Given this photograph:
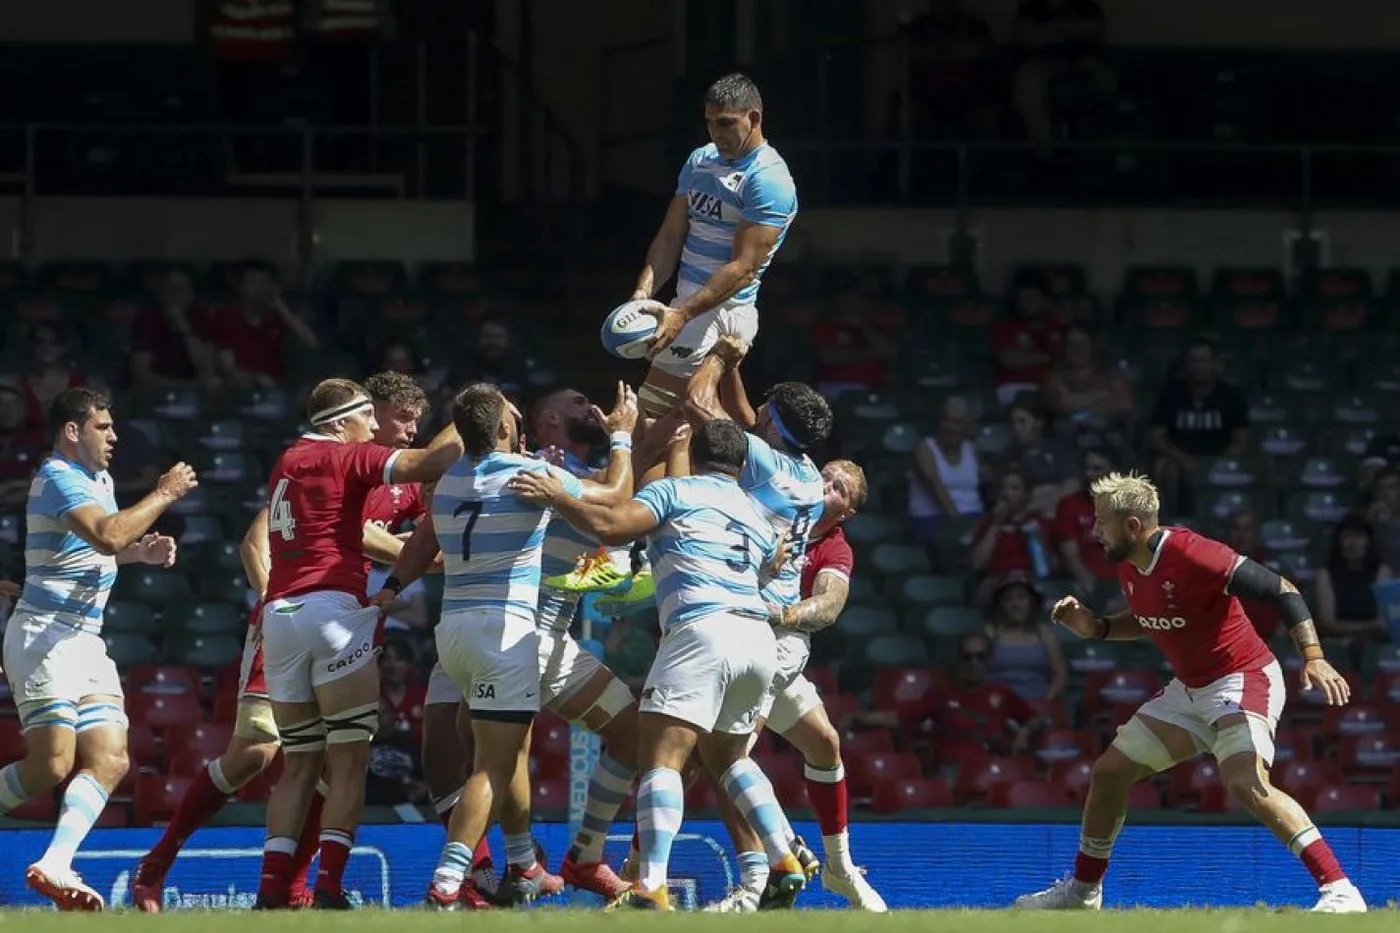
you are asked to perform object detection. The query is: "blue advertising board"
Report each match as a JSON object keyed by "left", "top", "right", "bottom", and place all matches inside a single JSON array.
[{"left": 0, "top": 821, "right": 1396, "bottom": 910}]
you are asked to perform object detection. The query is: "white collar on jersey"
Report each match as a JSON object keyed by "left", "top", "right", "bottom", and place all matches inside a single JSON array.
[{"left": 1133, "top": 528, "right": 1172, "bottom": 576}]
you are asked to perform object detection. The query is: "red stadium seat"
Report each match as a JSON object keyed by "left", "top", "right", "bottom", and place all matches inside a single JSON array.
[
  {"left": 1127, "top": 782, "right": 1163, "bottom": 809},
  {"left": 1323, "top": 704, "right": 1394, "bottom": 737},
  {"left": 1273, "top": 728, "right": 1316, "bottom": 763},
  {"left": 749, "top": 730, "right": 775, "bottom": 757},
  {"left": 1312, "top": 784, "right": 1382, "bottom": 813},
  {"left": 531, "top": 777, "right": 569, "bottom": 816},
  {"left": 1026, "top": 698, "right": 1070, "bottom": 730},
  {"left": 166, "top": 747, "right": 221, "bottom": 779},
  {"left": 163, "top": 722, "right": 233, "bottom": 756},
  {"left": 126, "top": 665, "right": 201, "bottom": 697},
  {"left": 1290, "top": 672, "right": 1362, "bottom": 710},
  {"left": 954, "top": 756, "right": 1036, "bottom": 805},
  {"left": 1369, "top": 672, "right": 1400, "bottom": 708},
  {"left": 1083, "top": 670, "right": 1161, "bottom": 723},
  {"left": 846, "top": 752, "right": 922, "bottom": 799},
  {"left": 97, "top": 804, "right": 131, "bottom": 828},
  {"left": 1337, "top": 731, "right": 1400, "bottom": 779},
  {"left": 870, "top": 777, "right": 952, "bottom": 814},
  {"left": 9, "top": 792, "right": 58, "bottom": 823},
  {"left": 840, "top": 728, "right": 894, "bottom": 758},
  {"left": 822, "top": 694, "right": 861, "bottom": 730},
  {"left": 0, "top": 717, "right": 26, "bottom": 761},
  {"left": 685, "top": 778, "right": 718, "bottom": 811},
  {"left": 135, "top": 775, "right": 195, "bottom": 826},
  {"left": 1050, "top": 759, "right": 1095, "bottom": 804},
  {"left": 997, "top": 780, "right": 1072, "bottom": 809},
  {"left": 212, "top": 688, "right": 239, "bottom": 724},
  {"left": 871, "top": 668, "right": 943, "bottom": 714},
  {"left": 1274, "top": 760, "right": 1339, "bottom": 810},
  {"left": 1037, "top": 729, "right": 1095, "bottom": 763},
  {"left": 1167, "top": 758, "right": 1221, "bottom": 809},
  {"left": 531, "top": 714, "right": 570, "bottom": 765},
  {"left": 806, "top": 667, "right": 838, "bottom": 698},
  {"left": 128, "top": 692, "right": 204, "bottom": 730},
  {"left": 753, "top": 752, "right": 807, "bottom": 809}
]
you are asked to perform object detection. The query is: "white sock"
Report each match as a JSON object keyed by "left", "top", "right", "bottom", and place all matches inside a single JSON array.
[
  {"left": 42, "top": 773, "right": 109, "bottom": 870},
  {"left": 737, "top": 850, "right": 769, "bottom": 890},
  {"left": 822, "top": 830, "right": 853, "bottom": 869},
  {"left": 0, "top": 763, "right": 30, "bottom": 813}
]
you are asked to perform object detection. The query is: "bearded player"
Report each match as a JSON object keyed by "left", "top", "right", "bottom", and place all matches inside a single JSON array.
[
  {"left": 131, "top": 373, "right": 433, "bottom": 912},
  {"left": 628, "top": 73, "right": 797, "bottom": 425},
  {"left": 1015, "top": 472, "right": 1366, "bottom": 913}
]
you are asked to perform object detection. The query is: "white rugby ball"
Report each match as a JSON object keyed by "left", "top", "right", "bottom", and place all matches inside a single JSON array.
[{"left": 601, "top": 300, "right": 660, "bottom": 360}]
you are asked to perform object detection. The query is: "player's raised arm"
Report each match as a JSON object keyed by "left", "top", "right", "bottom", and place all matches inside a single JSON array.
[
  {"left": 388, "top": 421, "right": 463, "bottom": 484},
  {"left": 509, "top": 469, "right": 659, "bottom": 546},
  {"left": 1225, "top": 557, "right": 1351, "bottom": 705},
  {"left": 576, "top": 383, "right": 639, "bottom": 505},
  {"left": 64, "top": 462, "right": 198, "bottom": 556},
  {"left": 240, "top": 506, "right": 270, "bottom": 598},
  {"left": 682, "top": 336, "right": 749, "bottom": 426},
  {"left": 374, "top": 493, "right": 442, "bottom": 606},
  {"left": 631, "top": 195, "right": 691, "bottom": 303}
]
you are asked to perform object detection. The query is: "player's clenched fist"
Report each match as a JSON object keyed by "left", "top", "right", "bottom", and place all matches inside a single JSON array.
[
  {"left": 157, "top": 462, "right": 198, "bottom": 499},
  {"left": 1051, "top": 595, "right": 1097, "bottom": 639}
]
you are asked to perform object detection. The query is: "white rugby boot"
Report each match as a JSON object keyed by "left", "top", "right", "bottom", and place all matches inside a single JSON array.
[
  {"left": 821, "top": 862, "right": 888, "bottom": 912},
  {"left": 1312, "top": 878, "right": 1366, "bottom": 913},
  {"left": 1014, "top": 873, "right": 1103, "bottom": 910},
  {"left": 703, "top": 883, "right": 762, "bottom": 912}
]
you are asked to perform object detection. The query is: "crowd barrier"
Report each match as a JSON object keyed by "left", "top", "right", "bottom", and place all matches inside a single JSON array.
[{"left": 0, "top": 821, "right": 1395, "bottom": 910}]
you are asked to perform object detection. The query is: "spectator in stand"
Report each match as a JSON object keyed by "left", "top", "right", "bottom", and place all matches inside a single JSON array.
[
  {"left": 853, "top": 631, "right": 1043, "bottom": 771},
  {"left": 1011, "top": 0, "right": 1116, "bottom": 146},
  {"left": 1221, "top": 506, "right": 1280, "bottom": 640},
  {"left": 812, "top": 288, "right": 897, "bottom": 398},
  {"left": 367, "top": 560, "right": 430, "bottom": 631},
  {"left": 0, "top": 386, "right": 39, "bottom": 507},
  {"left": 908, "top": 395, "right": 983, "bottom": 546},
  {"left": 970, "top": 468, "right": 1056, "bottom": 604},
  {"left": 899, "top": 0, "right": 997, "bottom": 139},
  {"left": 367, "top": 695, "right": 429, "bottom": 808},
  {"left": 1146, "top": 338, "right": 1250, "bottom": 514},
  {"left": 376, "top": 339, "right": 424, "bottom": 379},
  {"left": 984, "top": 572, "right": 1066, "bottom": 702},
  {"left": 106, "top": 417, "right": 162, "bottom": 501},
  {"left": 1360, "top": 410, "right": 1400, "bottom": 492},
  {"left": 1040, "top": 320, "right": 1134, "bottom": 432},
  {"left": 993, "top": 269, "right": 1063, "bottom": 406},
  {"left": 19, "top": 324, "right": 90, "bottom": 436},
  {"left": 1001, "top": 398, "right": 1079, "bottom": 516},
  {"left": 1315, "top": 514, "right": 1391, "bottom": 644},
  {"left": 131, "top": 270, "right": 221, "bottom": 390},
  {"left": 1053, "top": 447, "right": 1116, "bottom": 595},
  {"left": 203, "top": 264, "right": 320, "bottom": 388},
  {"left": 444, "top": 315, "right": 529, "bottom": 400},
  {"left": 378, "top": 637, "right": 427, "bottom": 744},
  {"left": 1366, "top": 466, "right": 1400, "bottom": 570}
]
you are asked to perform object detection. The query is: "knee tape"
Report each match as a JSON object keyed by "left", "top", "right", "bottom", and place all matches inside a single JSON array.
[
  {"left": 638, "top": 383, "right": 679, "bottom": 419},
  {"left": 234, "top": 699, "right": 281, "bottom": 744},
  {"left": 280, "top": 716, "right": 327, "bottom": 754},
  {"left": 1110, "top": 716, "right": 1177, "bottom": 774},
  {"left": 325, "top": 703, "right": 379, "bottom": 746},
  {"left": 18, "top": 699, "right": 78, "bottom": 732},
  {"left": 1213, "top": 719, "right": 1272, "bottom": 765},
  {"left": 76, "top": 700, "right": 129, "bottom": 733},
  {"left": 579, "top": 679, "right": 634, "bottom": 726}
]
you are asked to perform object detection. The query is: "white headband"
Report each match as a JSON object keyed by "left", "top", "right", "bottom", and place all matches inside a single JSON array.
[{"left": 310, "top": 395, "right": 372, "bottom": 426}]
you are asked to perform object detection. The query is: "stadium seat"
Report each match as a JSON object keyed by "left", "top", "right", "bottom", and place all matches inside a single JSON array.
[
  {"left": 840, "top": 729, "right": 895, "bottom": 758},
  {"left": 0, "top": 718, "right": 26, "bottom": 761},
  {"left": 1083, "top": 670, "right": 1161, "bottom": 722},
  {"left": 997, "top": 780, "right": 1073, "bottom": 809},
  {"left": 200, "top": 572, "right": 253, "bottom": 606},
  {"left": 1258, "top": 427, "right": 1309, "bottom": 458},
  {"left": 899, "top": 575, "right": 965, "bottom": 609},
  {"left": 1337, "top": 732, "right": 1400, "bottom": 779},
  {"left": 1322, "top": 704, "right": 1394, "bottom": 737},
  {"left": 755, "top": 754, "right": 808, "bottom": 810},
  {"left": 197, "top": 541, "right": 248, "bottom": 577},
  {"left": 230, "top": 388, "right": 291, "bottom": 422},
  {"left": 1026, "top": 698, "right": 1071, "bottom": 730},
  {"left": 1369, "top": 672, "right": 1400, "bottom": 707},
  {"left": 1062, "top": 641, "right": 1121, "bottom": 676},
  {"left": 1312, "top": 784, "right": 1382, "bottom": 813},
  {"left": 834, "top": 606, "right": 899, "bottom": 640},
  {"left": 1036, "top": 729, "right": 1096, "bottom": 763},
  {"left": 196, "top": 419, "right": 247, "bottom": 451},
  {"left": 1291, "top": 671, "right": 1362, "bottom": 711},
  {"left": 166, "top": 747, "right": 221, "bottom": 779},
  {"left": 823, "top": 694, "right": 860, "bottom": 729},
  {"left": 843, "top": 514, "right": 904, "bottom": 548},
  {"left": 173, "top": 601, "right": 245, "bottom": 636},
  {"left": 125, "top": 665, "right": 201, "bottom": 697},
  {"left": 1274, "top": 760, "right": 1340, "bottom": 809},
  {"left": 104, "top": 600, "right": 160, "bottom": 634},
  {"left": 177, "top": 513, "right": 225, "bottom": 546},
  {"left": 128, "top": 692, "right": 204, "bottom": 730},
  {"left": 1127, "top": 782, "right": 1163, "bottom": 810},
  {"left": 127, "top": 721, "right": 161, "bottom": 769},
  {"left": 116, "top": 570, "right": 194, "bottom": 606},
  {"left": 530, "top": 714, "right": 571, "bottom": 766},
  {"left": 1274, "top": 728, "right": 1317, "bottom": 763},
  {"left": 846, "top": 752, "right": 922, "bottom": 800},
  {"left": 869, "top": 544, "right": 932, "bottom": 577},
  {"left": 140, "top": 388, "right": 204, "bottom": 421},
  {"left": 164, "top": 633, "right": 242, "bottom": 669},
  {"left": 806, "top": 666, "right": 837, "bottom": 697},
  {"left": 920, "top": 606, "right": 982, "bottom": 638},
  {"left": 871, "top": 777, "right": 952, "bottom": 814},
  {"left": 135, "top": 775, "right": 195, "bottom": 825},
  {"left": 164, "top": 722, "right": 234, "bottom": 755},
  {"left": 863, "top": 634, "right": 930, "bottom": 667},
  {"left": 104, "top": 632, "right": 161, "bottom": 669},
  {"left": 8, "top": 791, "right": 58, "bottom": 824},
  {"left": 1258, "top": 519, "right": 1310, "bottom": 552},
  {"left": 531, "top": 777, "right": 569, "bottom": 817},
  {"left": 685, "top": 778, "right": 718, "bottom": 811},
  {"left": 238, "top": 753, "right": 284, "bottom": 802},
  {"left": 954, "top": 756, "right": 1036, "bottom": 805},
  {"left": 197, "top": 452, "right": 256, "bottom": 485},
  {"left": 872, "top": 667, "right": 944, "bottom": 714},
  {"left": 1168, "top": 758, "right": 1221, "bottom": 809},
  {"left": 1050, "top": 759, "right": 1095, "bottom": 803}
]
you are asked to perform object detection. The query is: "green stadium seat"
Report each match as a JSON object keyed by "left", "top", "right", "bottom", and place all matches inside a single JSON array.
[
  {"left": 1200, "top": 456, "right": 1267, "bottom": 489},
  {"left": 1258, "top": 519, "right": 1310, "bottom": 553},
  {"left": 116, "top": 570, "right": 194, "bottom": 606},
  {"left": 1266, "top": 551, "right": 1321, "bottom": 586},
  {"left": 1202, "top": 489, "right": 1270, "bottom": 522},
  {"left": 136, "top": 388, "right": 205, "bottom": 421},
  {"left": 900, "top": 575, "right": 965, "bottom": 609},
  {"left": 976, "top": 423, "right": 1010, "bottom": 457},
  {"left": 1330, "top": 394, "right": 1382, "bottom": 426},
  {"left": 1292, "top": 457, "right": 1350, "bottom": 490},
  {"left": 196, "top": 541, "right": 247, "bottom": 577},
  {"left": 194, "top": 419, "right": 247, "bottom": 451},
  {"left": 1248, "top": 391, "right": 1301, "bottom": 426},
  {"left": 164, "top": 633, "right": 242, "bottom": 668},
  {"left": 1063, "top": 641, "right": 1122, "bottom": 676},
  {"left": 863, "top": 635, "right": 930, "bottom": 668},
  {"left": 1361, "top": 643, "right": 1400, "bottom": 675},
  {"left": 1327, "top": 427, "right": 1376, "bottom": 458},
  {"left": 172, "top": 601, "right": 244, "bottom": 636},
  {"left": 229, "top": 388, "right": 292, "bottom": 422},
  {"left": 178, "top": 513, "right": 225, "bottom": 546},
  {"left": 201, "top": 572, "right": 252, "bottom": 606},
  {"left": 920, "top": 606, "right": 983, "bottom": 638},
  {"left": 196, "top": 452, "right": 256, "bottom": 485},
  {"left": 1258, "top": 425, "right": 1309, "bottom": 458},
  {"left": 835, "top": 606, "right": 899, "bottom": 640},
  {"left": 870, "top": 544, "right": 931, "bottom": 577},
  {"left": 848, "top": 576, "right": 877, "bottom": 602},
  {"left": 880, "top": 423, "right": 919, "bottom": 456},
  {"left": 1285, "top": 490, "right": 1352, "bottom": 525},
  {"left": 105, "top": 633, "right": 161, "bottom": 669},
  {"left": 124, "top": 418, "right": 169, "bottom": 450},
  {"left": 103, "top": 601, "right": 160, "bottom": 635},
  {"left": 844, "top": 514, "right": 903, "bottom": 548}
]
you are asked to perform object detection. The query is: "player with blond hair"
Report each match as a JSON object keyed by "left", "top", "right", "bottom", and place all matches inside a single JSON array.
[{"left": 1015, "top": 472, "right": 1366, "bottom": 913}]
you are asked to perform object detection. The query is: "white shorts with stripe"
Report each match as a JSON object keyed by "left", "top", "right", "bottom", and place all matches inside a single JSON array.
[{"left": 1137, "top": 660, "right": 1286, "bottom": 765}]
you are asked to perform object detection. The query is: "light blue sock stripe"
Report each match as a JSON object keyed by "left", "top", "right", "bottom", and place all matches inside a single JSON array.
[
  {"left": 581, "top": 812, "right": 612, "bottom": 833},
  {"left": 439, "top": 841, "right": 472, "bottom": 872},
  {"left": 599, "top": 754, "right": 633, "bottom": 781},
  {"left": 2, "top": 765, "right": 26, "bottom": 799},
  {"left": 588, "top": 783, "right": 629, "bottom": 806}
]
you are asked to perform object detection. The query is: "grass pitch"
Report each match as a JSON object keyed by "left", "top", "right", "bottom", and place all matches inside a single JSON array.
[{"left": 0, "top": 910, "right": 1393, "bottom": 933}]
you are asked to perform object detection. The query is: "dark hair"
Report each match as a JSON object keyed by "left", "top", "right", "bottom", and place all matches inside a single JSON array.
[
  {"left": 375, "top": 339, "right": 424, "bottom": 376},
  {"left": 705, "top": 73, "right": 763, "bottom": 112},
  {"left": 1008, "top": 398, "right": 1044, "bottom": 422},
  {"left": 381, "top": 636, "right": 413, "bottom": 663},
  {"left": 49, "top": 386, "right": 111, "bottom": 437},
  {"left": 766, "top": 382, "right": 832, "bottom": 451},
  {"left": 364, "top": 370, "right": 429, "bottom": 414},
  {"left": 1327, "top": 513, "right": 1381, "bottom": 581},
  {"left": 957, "top": 629, "right": 990, "bottom": 656},
  {"left": 452, "top": 382, "right": 506, "bottom": 456},
  {"left": 691, "top": 419, "right": 749, "bottom": 476}
]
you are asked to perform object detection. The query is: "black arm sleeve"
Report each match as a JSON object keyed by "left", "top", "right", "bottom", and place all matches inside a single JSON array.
[{"left": 1225, "top": 557, "right": 1312, "bottom": 628}]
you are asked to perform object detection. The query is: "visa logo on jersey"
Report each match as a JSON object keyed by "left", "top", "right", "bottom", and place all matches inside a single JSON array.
[
  {"left": 688, "top": 190, "right": 723, "bottom": 219},
  {"left": 1137, "top": 615, "right": 1187, "bottom": 630}
]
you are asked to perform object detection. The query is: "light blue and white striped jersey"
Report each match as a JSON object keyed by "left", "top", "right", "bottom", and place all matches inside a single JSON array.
[
  {"left": 739, "top": 433, "right": 824, "bottom": 609},
  {"left": 16, "top": 456, "right": 120, "bottom": 634},
  {"left": 676, "top": 143, "right": 797, "bottom": 306},
  {"left": 537, "top": 449, "right": 599, "bottom": 631},
  {"left": 635, "top": 474, "right": 777, "bottom": 632},
  {"left": 434, "top": 451, "right": 584, "bottom": 624}
]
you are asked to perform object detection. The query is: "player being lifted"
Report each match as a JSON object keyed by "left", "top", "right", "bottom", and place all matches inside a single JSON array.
[
  {"left": 132, "top": 372, "right": 433, "bottom": 912},
  {"left": 0, "top": 388, "right": 195, "bottom": 910},
  {"left": 255, "top": 378, "right": 461, "bottom": 909},
  {"left": 1016, "top": 473, "right": 1366, "bottom": 913},
  {"left": 628, "top": 73, "right": 797, "bottom": 424}
]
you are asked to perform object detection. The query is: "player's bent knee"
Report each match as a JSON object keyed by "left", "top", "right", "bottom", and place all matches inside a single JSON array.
[
  {"left": 280, "top": 716, "right": 328, "bottom": 754},
  {"left": 324, "top": 703, "right": 379, "bottom": 747},
  {"left": 1107, "top": 718, "right": 1176, "bottom": 776}
]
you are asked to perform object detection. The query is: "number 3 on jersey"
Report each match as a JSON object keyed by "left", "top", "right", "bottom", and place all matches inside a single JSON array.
[{"left": 269, "top": 478, "right": 296, "bottom": 541}]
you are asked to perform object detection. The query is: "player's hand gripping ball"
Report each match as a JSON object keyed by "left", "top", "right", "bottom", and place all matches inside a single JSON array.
[{"left": 601, "top": 299, "right": 662, "bottom": 359}]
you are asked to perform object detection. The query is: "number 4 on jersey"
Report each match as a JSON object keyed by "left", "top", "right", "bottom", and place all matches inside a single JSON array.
[{"left": 269, "top": 478, "right": 297, "bottom": 542}]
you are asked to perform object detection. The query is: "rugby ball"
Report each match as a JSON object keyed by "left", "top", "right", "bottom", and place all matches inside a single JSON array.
[{"left": 601, "top": 300, "right": 660, "bottom": 359}]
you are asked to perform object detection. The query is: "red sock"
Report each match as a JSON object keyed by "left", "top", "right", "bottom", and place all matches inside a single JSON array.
[
  {"left": 1074, "top": 852, "right": 1109, "bottom": 884},
  {"left": 288, "top": 792, "right": 325, "bottom": 896},
  {"left": 258, "top": 841, "right": 296, "bottom": 904},
  {"left": 803, "top": 763, "right": 849, "bottom": 837},
  {"left": 472, "top": 836, "right": 493, "bottom": 870},
  {"left": 148, "top": 766, "right": 234, "bottom": 863},
  {"left": 1299, "top": 838, "right": 1346, "bottom": 886},
  {"left": 314, "top": 830, "right": 354, "bottom": 896}
]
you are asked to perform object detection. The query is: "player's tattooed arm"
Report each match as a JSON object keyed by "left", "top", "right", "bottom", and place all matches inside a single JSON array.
[{"left": 780, "top": 571, "right": 851, "bottom": 634}]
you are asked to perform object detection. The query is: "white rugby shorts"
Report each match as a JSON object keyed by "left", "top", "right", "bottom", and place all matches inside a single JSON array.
[
  {"left": 1136, "top": 660, "right": 1286, "bottom": 766},
  {"left": 641, "top": 613, "right": 777, "bottom": 735},
  {"left": 758, "top": 628, "right": 823, "bottom": 734},
  {"left": 425, "top": 660, "right": 461, "bottom": 707},
  {"left": 260, "top": 590, "right": 383, "bottom": 704},
  {"left": 3, "top": 614, "right": 122, "bottom": 720},
  {"left": 537, "top": 625, "right": 608, "bottom": 708},
  {"left": 436, "top": 608, "right": 541, "bottom": 714},
  {"left": 650, "top": 297, "right": 759, "bottom": 379}
]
